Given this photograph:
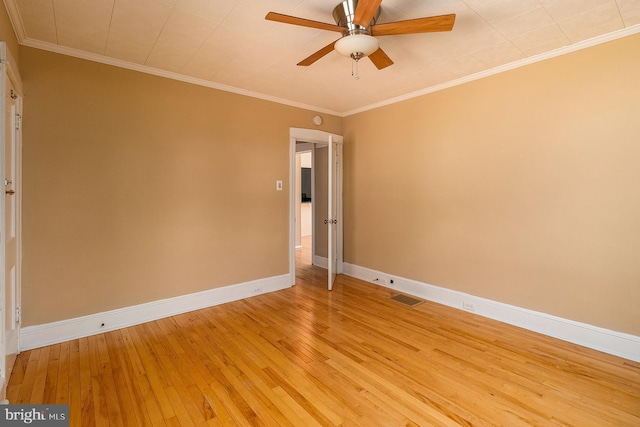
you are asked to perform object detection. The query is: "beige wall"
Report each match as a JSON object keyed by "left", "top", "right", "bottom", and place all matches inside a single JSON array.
[
  {"left": 0, "top": 1, "right": 20, "bottom": 67},
  {"left": 343, "top": 33, "right": 640, "bottom": 336},
  {"left": 20, "top": 47, "right": 341, "bottom": 326}
]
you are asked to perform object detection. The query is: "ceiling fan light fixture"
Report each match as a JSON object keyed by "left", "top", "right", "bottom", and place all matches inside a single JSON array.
[{"left": 334, "top": 33, "right": 379, "bottom": 59}]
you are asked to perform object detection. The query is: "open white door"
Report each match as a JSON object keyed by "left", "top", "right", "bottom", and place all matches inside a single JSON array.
[
  {"left": 3, "top": 74, "right": 20, "bottom": 361},
  {"left": 327, "top": 135, "right": 337, "bottom": 290},
  {"left": 0, "top": 43, "right": 22, "bottom": 401}
]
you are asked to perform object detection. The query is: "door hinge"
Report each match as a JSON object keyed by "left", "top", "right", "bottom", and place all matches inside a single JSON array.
[
  {"left": 15, "top": 113, "right": 22, "bottom": 130},
  {"left": 16, "top": 307, "right": 21, "bottom": 324}
]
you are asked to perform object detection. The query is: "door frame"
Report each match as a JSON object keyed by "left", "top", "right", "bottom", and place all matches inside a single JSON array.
[
  {"left": 289, "top": 128, "right": 343, "bottom": 285},
  {"left": 0, "top": 42, "right": 23, "bottom": 402}
]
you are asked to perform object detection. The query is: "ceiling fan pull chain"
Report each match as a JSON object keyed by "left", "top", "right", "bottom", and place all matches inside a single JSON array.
[{"left": 352, "top": 58, "right": 360, "bottom": 80}]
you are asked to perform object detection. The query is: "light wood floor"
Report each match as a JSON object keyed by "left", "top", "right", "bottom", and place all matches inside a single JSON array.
[{"left": 7, "top": 242, "right": 640, "bottom": 426}]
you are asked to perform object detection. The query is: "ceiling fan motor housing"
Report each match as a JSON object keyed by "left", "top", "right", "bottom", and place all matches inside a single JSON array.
[
  {"left": 333, "top": 0, "right": 381, "bottom": 60},
  {"left": 333, "top": 0, "right": 381, "bottom": 32}
]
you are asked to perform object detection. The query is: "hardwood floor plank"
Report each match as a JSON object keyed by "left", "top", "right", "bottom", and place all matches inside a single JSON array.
[
  {"left": 119, "top": 327, "right": 163, "bottom": 425},
  {"left": 42, "top": 343, "right": 60, "bottom": 404},
  {"left": 104, "top": 332, "right": 141, "bottom": 427},
  {"left": 29, "top": 345, "right": 50, "bottom": 403},
  {"left": 55, "top": 341, "right": 70, "bottom": 404},
  {"left": 128, "top": 325, "right": 175, "bottom": 421},
  {"left": 78, "top": 337, "right": 96, "bottom": 427},
  {"left": 67, "top": 339, "right": 82, "bottom": 427},
  {"left": 6, "top": 244, "right": 640, "bottom": 426},
  {"left": 5, "top": 353, "right": 25, "bottom": 403},
  {"left": 87, "top": 335, "right": 110, "bottom": 427},
  {"left": 14, "top": 349, "right": 39, "bottom": 404}
]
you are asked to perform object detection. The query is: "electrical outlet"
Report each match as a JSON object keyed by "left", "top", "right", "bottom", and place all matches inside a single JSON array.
[{"left": 462, "top": 301, "right": 476, "bottom": 312}]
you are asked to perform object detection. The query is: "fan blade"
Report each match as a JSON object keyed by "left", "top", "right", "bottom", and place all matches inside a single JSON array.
[
  {"left": 368, "top": 48, "right": 393, "bottom": 70},
  {"left": 266, "top": 12, "right": 344, "bottom": 33},
  {"left": 297, "top": 41, "right": 337, "bottom": 66},
  {"left": 353, "top": 0, "right": 383, "bottom": 27},
  {"left": 371, "top": 14, "right": 456, "bottom": 36}
]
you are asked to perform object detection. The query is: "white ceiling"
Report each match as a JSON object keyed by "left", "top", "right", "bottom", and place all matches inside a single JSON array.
[{"left": 5, "top": 0, "right": 640, "bottom": 115}]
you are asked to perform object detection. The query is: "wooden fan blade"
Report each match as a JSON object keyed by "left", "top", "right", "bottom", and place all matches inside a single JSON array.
[
  {"left": 266, "top": 12, "right": 344, "bottom": 33},
  {"left": 368, "top": 48, "right": 393, "bottom": 70},
  {"left": 297, "top": 41, "right": 337, "bottom": 66},
  {"left": 371, "top": 14, "right": 456, "bottom": 36},
  {"left": 353, "top": 0, "right": 383, "bottom": 27}
]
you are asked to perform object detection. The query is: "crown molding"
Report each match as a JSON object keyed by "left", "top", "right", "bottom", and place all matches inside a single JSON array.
[
  {"left": 343, "top": 24, "right": 640, "bottom": 116},
  {"left": 2, "top": 0, "right": 26, "bottom": 42},
  {"left": 19, "top": 38, "right": 343, "bottom": 117}
]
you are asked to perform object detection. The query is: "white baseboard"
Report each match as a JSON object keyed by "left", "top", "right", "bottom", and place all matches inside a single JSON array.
[
  {"left": 343, "top": 263, "right": 640, "bottom": 362},
  {"left": 313, "top": 255, "right": 328, "bottom": 269},
  {"left": 20, "top": 274, "right": 292, "bottom": 351}
]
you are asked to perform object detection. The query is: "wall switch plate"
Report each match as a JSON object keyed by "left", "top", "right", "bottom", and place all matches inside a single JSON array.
[{"left": 276, "top": 180, "right": 283, "bottom": 191}]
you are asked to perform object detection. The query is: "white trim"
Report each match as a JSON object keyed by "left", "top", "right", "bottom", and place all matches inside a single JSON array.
[
  {"left": 313, "top": 255, "right": 328, "bottom": 269},
  {"left": 20, "top": 274, "right": 291, "bottom": 351},
  {"left": 0, "top": 43, "right": 22, "bottom": 95},
  {"left": 2, "top": 0, "right": 26, "bottom": 42},
  {"left": 343, "top": 263, "right": 640, "bottom": 362},
  {"left": 343, "top": 24, "right": 640, "bottom": 116}
]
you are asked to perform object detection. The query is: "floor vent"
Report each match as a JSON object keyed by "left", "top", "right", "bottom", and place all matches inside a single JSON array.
[{"left": 390, "top": 294, "right": 424, "bottom": 307}]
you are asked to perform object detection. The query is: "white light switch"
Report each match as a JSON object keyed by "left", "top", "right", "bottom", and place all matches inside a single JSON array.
[{"left": 276, "top": 180, "right": 283, "bottom": 191}]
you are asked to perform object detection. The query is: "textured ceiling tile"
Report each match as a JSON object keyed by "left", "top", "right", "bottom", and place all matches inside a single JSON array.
[
  {"left": 617, "top": 0, "right": 640, "bottom": 26},
  {"left": 15, "top": 0, "right": 57, "bottom": 43},
  {"left": 174, "top": 0, "right": 240, "bottom": 23},
  {"left": 463, "top": 0, "right": 542, "bottom": 25},
  {"left": 146, "top": 10, "right": 219, "bottom": 71},
  {"left": 105, "top": 0, "right": 175, "bottom": 63},
  {"left": 160, "top": 10, "right": 219, "bottom": 49},
  {"left": 438, "top": 54, "right": 487, "bottom": 79},
  {"left": 105, "top": 32, "right": 153, "bottom": 64},
  {"left": 108, "top": 0, "right": 174, "bottom": 45},
  {"left": 540, "top": 0, "right": 616, "bottom": 21},
  {"left": 145, "top": 46, "right": 191, "bottom": 73},
  {"left": 384, "top": 0, "right": 469, "bottom": 18},
  {"left": 469, "top": 39, "right": 526, "bottom": 68},
  {"left": 557, "top": 2, "right": 624, "bottom": 42},
  {"left": 510, "top": 22, "right": 571, "bottom": 56},
  {"left": 455, "top": 28, "right": 511, "bottom": 54},
  {"left": 53, "top": 0, "right": 114, "bottom": 54},
  {"left": 493, "top": 6, "right": 556, "bottom": 39}
]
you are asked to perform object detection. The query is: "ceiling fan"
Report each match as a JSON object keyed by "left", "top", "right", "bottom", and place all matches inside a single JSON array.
[{"left": 266, "top": 0, "right": 456, "bottom": 73}]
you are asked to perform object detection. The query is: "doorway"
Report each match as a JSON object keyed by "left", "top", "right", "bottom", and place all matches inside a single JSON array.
[
  {"left": 289, "top": 128, "right": 343, "bottom": 289},
  {"left": 295, "top": 147, "right": 313, "bottom": 267}
]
